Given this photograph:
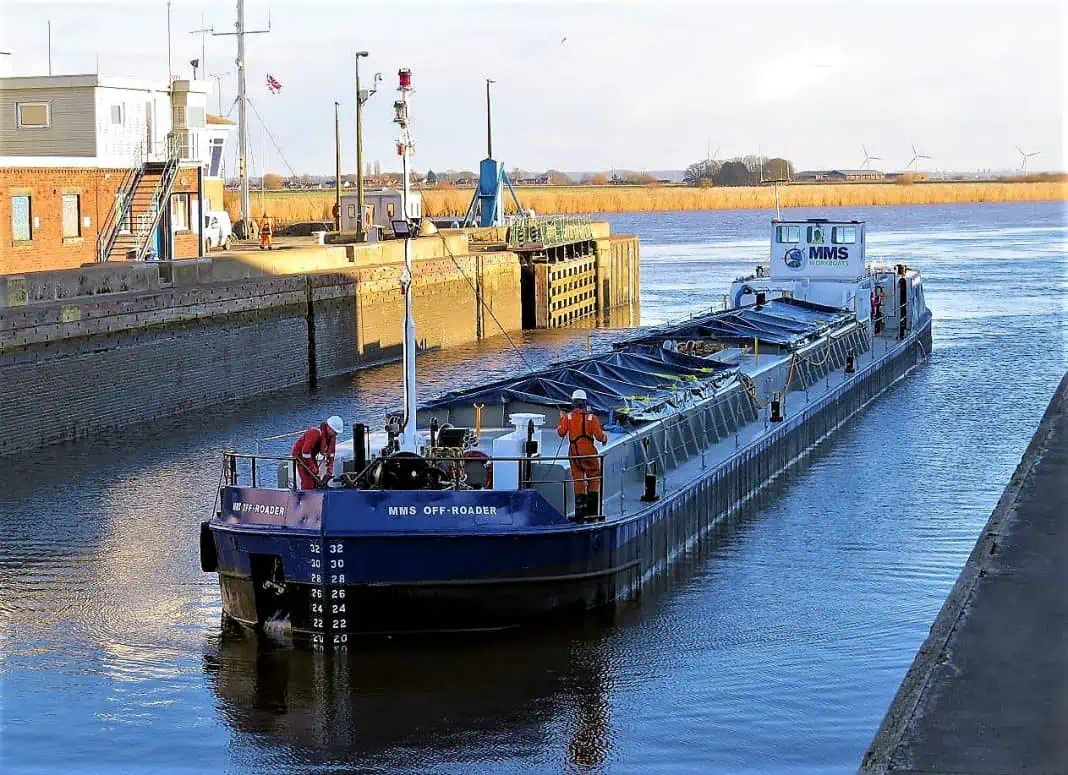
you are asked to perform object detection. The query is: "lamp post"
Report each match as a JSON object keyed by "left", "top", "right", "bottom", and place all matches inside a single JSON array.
[
  {"left": 355, "top": 51, "right": 368, "bottom": 242},
  {"left": 486, "top": 78, "right": 495, "bottom": 158},
  {"left": 354, "top": 53, "right": 381, "bottom": 242},
  {"left": 208, "top": 72, "right": 229, "bottom": 114},
  {"left": 334, "top": 101, "right": 342, "bottom": 231}
]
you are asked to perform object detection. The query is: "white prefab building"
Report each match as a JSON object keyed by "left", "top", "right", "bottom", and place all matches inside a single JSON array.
[
  {"left": 0, "top": 74, "right": 172, "bottom": 167},
  {"left": 0, "top": 74, "right": 222, "bottom": 175},
  {"left": 340, "top": 188, "right": 422, "bottom": 235}
]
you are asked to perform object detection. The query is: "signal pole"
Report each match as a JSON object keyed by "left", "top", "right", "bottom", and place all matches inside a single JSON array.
[{"left": 394, "top": 68, "right": 417, "bottom": 452}]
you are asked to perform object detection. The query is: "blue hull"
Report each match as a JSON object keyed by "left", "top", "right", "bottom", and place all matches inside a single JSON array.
[{"left": 207, "top": 318, "right": 931, "bottom": 646}]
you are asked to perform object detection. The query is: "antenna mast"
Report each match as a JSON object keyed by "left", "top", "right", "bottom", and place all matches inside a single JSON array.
[
  {"left": 213, "top": 0, "right": 270, "bottom": 232},
  {"left": 394, "top": 67, "right": 418, "bottom": 452},
  {"left": 189, "top": 14, "right": 214, "bottom": 78}
]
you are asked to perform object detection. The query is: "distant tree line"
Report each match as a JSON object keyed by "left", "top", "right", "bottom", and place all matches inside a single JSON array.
[{"left": 684, "top": 156, "right": 795, "bottom": 187}]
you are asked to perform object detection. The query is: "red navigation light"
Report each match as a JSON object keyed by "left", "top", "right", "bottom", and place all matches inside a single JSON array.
[
  {"left": 398, "top": 68, "right": 411, "bottom": 89},
  {"left": 396, "top": 142, "right": 405, "bottom": 156}
]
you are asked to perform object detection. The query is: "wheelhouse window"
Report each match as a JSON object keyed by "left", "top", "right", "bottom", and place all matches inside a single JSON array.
[
  {"left": 16, "top": 102, "right": 50, "bottom": 128},
  {"left": 62, "top": 194, "right": 81, "bottom": 238},
  {"left": 110, "top": 104, "right": 125, "bottom": 125},
  {"left": 776, "top": 225, "right": 800, "bottom": 243},
  {"left": 11, "top": 195, "right": 32, "bottom": 241},
  {"left": 807, "top": 226, "right": 826, "bottom": 244},
  {"left": 832, "top": 226, "right": 857, "bottom": 244}
]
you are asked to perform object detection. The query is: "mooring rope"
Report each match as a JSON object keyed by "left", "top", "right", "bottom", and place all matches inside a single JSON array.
[{"left": 437, "top": 234, "right": 539, "bottom": 375}]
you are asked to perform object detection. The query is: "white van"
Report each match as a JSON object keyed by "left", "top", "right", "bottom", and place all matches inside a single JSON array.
[{"left": 203, "top": 210, "right": 233, "bottom": 251}]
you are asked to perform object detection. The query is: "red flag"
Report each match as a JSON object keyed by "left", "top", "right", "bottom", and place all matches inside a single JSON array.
[{"left": 266, "top": 73, "right": 282, "bottom": 94}]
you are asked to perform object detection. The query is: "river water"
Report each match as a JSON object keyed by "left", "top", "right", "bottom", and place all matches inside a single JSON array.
[{"left": 1, "top": 202, "right": 1064, "bottom": 774}]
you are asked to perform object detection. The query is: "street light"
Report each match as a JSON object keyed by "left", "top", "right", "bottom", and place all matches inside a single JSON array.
[
  {"left": 354, "top": 51, "right": 381, "bottom": 242},
  {"left": 208, "top": 72, "right": 230, "bottom": 114}
]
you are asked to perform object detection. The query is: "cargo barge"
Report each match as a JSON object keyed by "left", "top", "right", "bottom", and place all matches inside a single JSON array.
[{"left": 200, "top": 215, "right": 931, "bottom": 648}]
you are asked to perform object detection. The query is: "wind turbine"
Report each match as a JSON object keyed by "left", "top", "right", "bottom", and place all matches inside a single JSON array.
[
  {"left": 1016, "top": 145, "right": 1040, "bottom": 173},
  {"left": 860, "top": 144, "right": 882, "bottom": 170},
  {"left": 906, "top": 142, "right": 931, "bottom": 171}
]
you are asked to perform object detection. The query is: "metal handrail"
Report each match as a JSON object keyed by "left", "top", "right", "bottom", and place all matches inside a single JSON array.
[
  {"left": 222, "top": 452, "right": 298, "bottom": 489},
  {"left": 219, "top": 450, "right": 606, "bottom": 517},
  {"left": 131, "top": 145, "right": 181, "bottom": 260},
  {"left": 506, "top": 214, "right": 593, "bottom": 249},
  {"left": 96, "top": 140, "right": 146, "bottom": 262}
]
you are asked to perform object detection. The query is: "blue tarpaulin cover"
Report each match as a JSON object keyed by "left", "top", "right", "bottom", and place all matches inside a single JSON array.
[
  {"left": 620, "top": 297, "right": 852, "bottom": 348},
  {"left": 421, "top": 299, "right": 855, "bottom": 425},
  {"left": 421, "top": 345, "right": 737, "bottom": 422}
]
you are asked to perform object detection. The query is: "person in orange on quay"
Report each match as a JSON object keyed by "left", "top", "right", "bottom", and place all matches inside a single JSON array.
[
  {"left": 291, "top": 415, "right": 344, "bottom": 489},
  {"left": 258, "top": 212, "right": 273, "bottom": 250},
  {"left": 556, "top": 389, "right": 608, "bottom": 519}
]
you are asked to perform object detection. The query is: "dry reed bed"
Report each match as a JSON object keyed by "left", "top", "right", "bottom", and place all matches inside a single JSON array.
[{"left": 225, "top": 181, "right": 1067, "bottom": 224}]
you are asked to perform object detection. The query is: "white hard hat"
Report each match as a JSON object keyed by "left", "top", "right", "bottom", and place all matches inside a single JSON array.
[
  {"left": 571, "top": 389, "right": 587, "bottom": 401},
  {"left": 326, "top": 415, "right": 344, "bottom": 435}
]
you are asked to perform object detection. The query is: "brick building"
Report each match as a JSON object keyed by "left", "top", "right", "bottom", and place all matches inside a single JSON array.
[{"left": 0, "top": 74, "right": 232, "bottom": 275}]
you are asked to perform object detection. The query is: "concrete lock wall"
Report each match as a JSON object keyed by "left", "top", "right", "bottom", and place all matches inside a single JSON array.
[
  {"left": 0, "top": 247, "right": 522, "bottom": 457},
  {"left": 0, "top": 226, "right": 634, "bottom": 456}
]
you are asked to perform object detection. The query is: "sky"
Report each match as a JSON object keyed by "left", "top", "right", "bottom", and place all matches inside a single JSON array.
[{"left": 1, "top": 0, "right": 1064, "bottom": 176}]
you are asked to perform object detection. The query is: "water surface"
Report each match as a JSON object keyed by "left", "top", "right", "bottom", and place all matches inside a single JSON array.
[{"left": 1, "top": 201, "right": 1065, "bottom": 774}]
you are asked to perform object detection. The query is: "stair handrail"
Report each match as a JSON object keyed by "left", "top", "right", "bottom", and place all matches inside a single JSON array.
[
  {"left": 96, "top": 140, "right": 147, "bottom": 262},
  {"left": 132, "top": 136, "right": 183, "bottom": 261}
]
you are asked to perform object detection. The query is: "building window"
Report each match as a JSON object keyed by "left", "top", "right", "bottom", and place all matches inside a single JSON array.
[
  {"left": 11, "top": 195, "right": 32, "bottom": 241},
  {"left": 832, "top": 226, "right": 857, "bottom": 244},
  {"left": 387, "top": 202, "right": 396, "bottom": 218},
  {"left": 16, "top": 102, "right": 51, "bottom": 128},
  {"left": 776, "top": 225, "right": 801, "bottom": 243},
  {"left": 110, "top": 104, "right": 125, "bottom": 125},
  {"left": 62, "top": 194, "right": 81, "bottom": 238},
  {"left": 171, "top": 194, "right": 190, "bottom": 231},
  {"left": 208, "top": 138, "right": 224, "bottom": 177}
]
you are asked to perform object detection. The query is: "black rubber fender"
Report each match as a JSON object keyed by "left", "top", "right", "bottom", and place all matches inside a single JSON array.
[{"left": 200, "top": 521, "right": 218, "bottom": 572}]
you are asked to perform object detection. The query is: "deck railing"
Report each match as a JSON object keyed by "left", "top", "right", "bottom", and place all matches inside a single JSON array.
[{"left": 219, "top": 450, "right": 604, "bottom": 520}]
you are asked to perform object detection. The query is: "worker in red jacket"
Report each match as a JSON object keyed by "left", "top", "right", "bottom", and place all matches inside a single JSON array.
[
  {"left": 556, "top": 390, "right": 608, "bottom": 519},
  {"left": 291, "top": 415, "right": 344, "bottom": 489}
]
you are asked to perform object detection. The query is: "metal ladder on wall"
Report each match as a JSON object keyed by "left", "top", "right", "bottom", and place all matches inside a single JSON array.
[{"left": 95, "top": 137, "right": 181, "bottom": 262}]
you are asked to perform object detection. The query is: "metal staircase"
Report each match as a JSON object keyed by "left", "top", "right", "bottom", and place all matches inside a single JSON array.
[{"left": 96, "top": 137, "right": 182, "bottom": 263}]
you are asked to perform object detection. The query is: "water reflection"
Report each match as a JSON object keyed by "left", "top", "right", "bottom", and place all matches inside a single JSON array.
[{"left": 204, "top": 619, "right": 616, "bottom": 771}]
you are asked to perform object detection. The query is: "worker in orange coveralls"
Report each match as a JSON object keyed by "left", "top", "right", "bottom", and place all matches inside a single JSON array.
[
  {"left": 258, "top": 212, "right": 273, "bottom": 250},
  {"left": 291, "top": 416, "right": 344, "bottom": 489},
  {"left": 556, "top": 389, "right": 607, "bottom": 519}
]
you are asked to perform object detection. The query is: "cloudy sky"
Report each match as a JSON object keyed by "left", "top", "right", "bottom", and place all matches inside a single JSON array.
[{"left": 2, "top": 1, "right": 1064, "bottom": 175}]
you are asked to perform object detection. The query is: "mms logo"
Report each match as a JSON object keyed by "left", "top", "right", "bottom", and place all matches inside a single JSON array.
[
  {"left": 809, "top": 246, "right": 849, "bottom": 261},
  {"left": 783, "top": 248, "right": 805, "bottom": 269}
]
